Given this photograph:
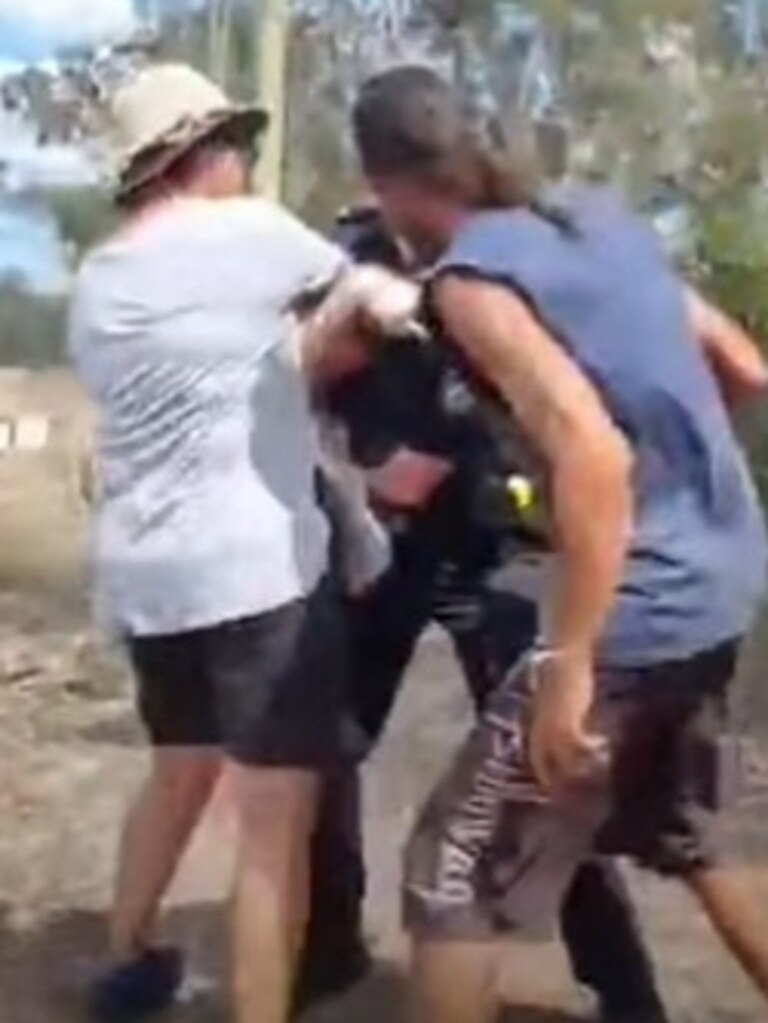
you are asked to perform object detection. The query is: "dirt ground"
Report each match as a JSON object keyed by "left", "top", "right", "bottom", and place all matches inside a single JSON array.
[{"left": 1, "top": 430, "right": 768, "bottom": 1023}]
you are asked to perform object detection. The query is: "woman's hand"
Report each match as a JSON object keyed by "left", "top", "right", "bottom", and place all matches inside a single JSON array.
[{"left": 528, "top": 653, "right": 608, "bottom": 792}]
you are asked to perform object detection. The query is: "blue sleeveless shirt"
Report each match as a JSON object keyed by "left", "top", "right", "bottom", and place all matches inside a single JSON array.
[{"left": 433, "top": 190, "right": 767, "bottom": 667}]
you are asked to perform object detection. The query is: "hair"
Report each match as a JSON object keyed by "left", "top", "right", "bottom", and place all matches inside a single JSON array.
[
  {"left": 352, "top": 65, "right": 575, "bottom": 234},
  {"left": 117, "top": 119, "right": 258, "bottom": 212}
]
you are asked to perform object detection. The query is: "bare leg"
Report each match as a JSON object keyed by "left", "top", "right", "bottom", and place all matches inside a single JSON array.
[
  {"left": 230, "top": 764, "right": 319, "bottom": 1023},
  {"left": 687, "top": 866, "right": 768, "bottom": 999},
  {"left": 111, "top": 747, "right": 221, "bottom": 960},
  {"left": 412, "top": 940, "right": 501, "bottom": 1023}
]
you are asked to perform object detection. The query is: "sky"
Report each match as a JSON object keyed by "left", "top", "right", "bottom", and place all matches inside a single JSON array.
[
  {"left": 0, "top": 198, "right": 69, "bottom": 294},
  {"left": 0, "top": 0, "right": 139, "bottom": 71},
  {"left": 0, "top": 0, "right": 149, "bottom": 291}
]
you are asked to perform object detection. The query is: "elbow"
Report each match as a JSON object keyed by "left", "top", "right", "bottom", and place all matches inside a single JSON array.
[
  {"left": 595, "top": 429, "right": 633, "bottom": 529},
  {"left": 310, "top": 345, "right": 370, "bottom": 387},
  {"left": 724, "top": 361, "right": 768, "bottom": 407},
  {"left": 559, "top": 424, "right": 634, "bottom": 536},
  {"left": 743, "top": 360, "right": 768, "bottom": 395},
  {"left": 597, "top": 426, "right": 634, "bottom": 508},
  {"left": 607, "top": 427, "right": 634, "bottom": 486},
  {"left": 726, "top": 337, "right": 768, "bottom": 397},
  {"left": 302, "top": 323, "right": 371, "bottom": 386}
]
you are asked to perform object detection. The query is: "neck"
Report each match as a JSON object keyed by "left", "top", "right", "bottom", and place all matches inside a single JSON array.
[
  {"left": 118, "top": 188, "right": 192, "bottom": 237},
  {"left": 419, "top": 206, "right": 471, "bottom": 261},
  {"left": 124, "top": 193, "right": 183, "bottom": 229},
  {"left": 449, "top": 205, "right": 474, "bottom": 234}
]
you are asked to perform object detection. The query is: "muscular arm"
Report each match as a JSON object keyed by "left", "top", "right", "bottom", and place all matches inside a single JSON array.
[
  {"left": 434, "top": 276, "right": 634, "bottom": 668},
  {"left": 686, "top": 288, "right": 768, "bottom": 406}
]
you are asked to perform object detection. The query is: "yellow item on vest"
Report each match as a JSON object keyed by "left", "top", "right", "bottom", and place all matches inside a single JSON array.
[{"left": 506, "top": 474, "right": 535, "bottom": 514}]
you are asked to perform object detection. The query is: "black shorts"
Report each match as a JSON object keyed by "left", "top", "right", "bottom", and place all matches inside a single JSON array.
[
  {"left": 128, "top": 579, "right": 360, "bottom": 768},
  {"left": 404, "top": 640, "right": 742, "bottom": 940}
]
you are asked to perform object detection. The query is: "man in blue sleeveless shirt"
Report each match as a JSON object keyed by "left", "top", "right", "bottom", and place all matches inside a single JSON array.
[
  {"left": 345, "top": 66, "right": 768, "bottom": 1023},
  {"left": 318, "top": 203, "right": 670, "bottom": 1021}
]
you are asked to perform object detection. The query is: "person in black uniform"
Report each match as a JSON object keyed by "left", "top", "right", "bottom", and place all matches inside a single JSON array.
[{"left": 305, "top": 203, "right": 670, "bottom": 1023}]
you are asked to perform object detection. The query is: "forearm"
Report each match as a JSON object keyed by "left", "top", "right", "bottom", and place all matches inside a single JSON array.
[
  {"left": 686, "top": 288, "right": 768, "bottom": 405},
  {"left": 709, "top": 341, "right": 767, "bottom": 409},
  {"left": 301, "top": 265, "right": 420, "bottom": 384},
  {"left": 544, "top": 438, "right": 633, "bottom": 665},
  {"left": 302, "top": 317, "right": 372, "bottom": 385}
]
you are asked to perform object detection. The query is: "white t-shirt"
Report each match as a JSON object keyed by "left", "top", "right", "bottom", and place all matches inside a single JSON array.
[{"left": 69, "top": 196, "right": 346, "bottom": 636}]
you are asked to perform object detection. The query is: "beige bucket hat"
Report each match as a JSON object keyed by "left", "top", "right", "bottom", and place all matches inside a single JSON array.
[{"left": 111, "top": 63, "right": 269, "bottom": 200}]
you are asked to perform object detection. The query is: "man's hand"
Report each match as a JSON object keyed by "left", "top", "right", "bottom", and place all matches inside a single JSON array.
[{"left": 528, "top": 653, "right": 608, "bottom": 792}]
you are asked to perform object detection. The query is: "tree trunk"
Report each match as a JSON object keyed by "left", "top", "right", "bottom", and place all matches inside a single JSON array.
[
  {"left": 208, "top": 0, "right": 230, "bottom": 84},
  {"left": 254, "top": 0, "right": 290, "bottom": 201}
]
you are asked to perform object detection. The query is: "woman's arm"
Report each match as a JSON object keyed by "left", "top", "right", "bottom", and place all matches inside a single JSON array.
[
  {"left": 435, "top": 275, "right": 633, "bottom": 788},
  {"left": 300, "top": 267, "right": 422, "bottom": 385},
  {"left": 300, "top": 298, "right": 373, "bottom": 384},
  {"left": 686, "top": 288, "right": 768, "bottom": 406}
]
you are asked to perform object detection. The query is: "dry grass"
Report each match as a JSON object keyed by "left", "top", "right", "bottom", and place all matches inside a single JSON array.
[
  {"left": 0, "top": 369, "right": 767, "bottom": 1022},
  {"left": 0, "top": 368, "right": 91, "bottom": 606}
]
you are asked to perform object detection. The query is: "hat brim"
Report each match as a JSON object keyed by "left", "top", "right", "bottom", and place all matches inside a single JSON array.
[{"left": 115, "top": 106, "right": 269, "bottom": 201}]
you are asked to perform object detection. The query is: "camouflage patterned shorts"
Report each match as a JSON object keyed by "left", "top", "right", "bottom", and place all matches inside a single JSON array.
[{"left": 404, "top": 641, "right": 741, "bottom": 940}]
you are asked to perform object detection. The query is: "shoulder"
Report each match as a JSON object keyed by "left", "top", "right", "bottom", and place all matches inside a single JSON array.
[
  {"left": 225, "top": 198, "right": 343, "bottom": 260},
  {"left": 433, "top": 211, "right": 532, "bottom": 283},
  {"left": 156, "top": 197, "right": 303, "bottom": 244},
  {"left": 212, "top": 196, "right": 318, "bottom": 240},
  {"left": 177, "top": 196, "right": 286, "bottom": 236},
  {"left": 434, "top": 192, "right": 614, "bottom": 285}
]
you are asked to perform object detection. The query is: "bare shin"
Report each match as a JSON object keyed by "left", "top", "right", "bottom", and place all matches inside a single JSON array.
[
  {"left": 412, "top": 939, "right": 501, "bottom": 1023},
  {"left": 230, "top": 765, "right": 319, "bottom": 1023},
  {"left": 111, "top": 747, "right": 221, "bottom": 961},
  {"left": 687, "top": 866, "right": 768, "bottom": 999}
]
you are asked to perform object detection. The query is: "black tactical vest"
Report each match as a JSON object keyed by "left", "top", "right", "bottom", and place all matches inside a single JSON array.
[{"left": 329, "top": 206, "right": 547, "bottom": 548}]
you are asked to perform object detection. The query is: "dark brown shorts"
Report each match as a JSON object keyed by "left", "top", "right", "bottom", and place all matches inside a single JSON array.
[
  {"left": 128, "top": 578, "right": 364, "bottom": 769},
  {"left": 404, "top": 641, "right": 741, "bottom": 940}
]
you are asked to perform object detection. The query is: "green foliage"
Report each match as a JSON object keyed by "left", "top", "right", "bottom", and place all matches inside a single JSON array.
[
  {"left": 693, "top": 198, "right": 768, "bottom": 339},
  {"left": 0, "top": 285, "right": 67, "bottom": 368},
  {"left": 155, "top": 11, "right": 210, "bottom": 75},
  {"left": 46, "top": 188, "right": 117, "bottom": 259},
  {"left": 583, "top": 0, "right": 716, "bottom": 38},
  {"left": 155, "top": 6, "right": 257, "bottom": 102},
  {"left": 691, "top": 196, "right": 768, "bottom": 506}
]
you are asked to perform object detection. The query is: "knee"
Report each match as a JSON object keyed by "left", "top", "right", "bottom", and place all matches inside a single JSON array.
[
  {"left": 149, "top": 748, "right": 222, "bottom": 807},
  {"left": 231, "top": 766, "right": 319, "bottom": 860}
]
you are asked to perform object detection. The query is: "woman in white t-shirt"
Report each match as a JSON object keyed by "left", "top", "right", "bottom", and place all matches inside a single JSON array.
[{"left": 69, "top": 64, "right": 412, "bottom": 1023}]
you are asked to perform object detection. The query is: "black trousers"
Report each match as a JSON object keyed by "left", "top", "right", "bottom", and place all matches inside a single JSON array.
[{"left": 306, "top": 511, "right": 663, "bottom": 1013}]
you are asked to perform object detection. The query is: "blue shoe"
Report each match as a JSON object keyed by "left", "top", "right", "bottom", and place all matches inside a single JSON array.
[{"left": 89, "top": 947, "right": 184, "bottom": 1021}]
